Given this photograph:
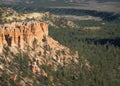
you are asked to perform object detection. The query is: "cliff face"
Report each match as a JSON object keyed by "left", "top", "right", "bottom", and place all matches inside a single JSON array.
[
  {"left": 0, "top": 21, "right": 78, "bottom": 64},
  {"left": 0, "top": 21, "right": 79, "bottom": 84},
  {"left": 0, "top": 21, "right": 48, "bottom": 50}
]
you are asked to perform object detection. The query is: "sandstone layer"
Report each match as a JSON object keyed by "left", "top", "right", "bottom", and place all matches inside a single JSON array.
[
  {"left": 0, "top": 21, "right": 48, "bottom": 51},
  {"left": 0, "top": 21, "right": 79, "bottom": 83},
  {"left": 0, "top": 21, "right": 78, "bottom": 64}
]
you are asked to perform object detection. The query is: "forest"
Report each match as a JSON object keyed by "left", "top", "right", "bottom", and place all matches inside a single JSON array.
[
  {"left": 0, "top": 3, "right": 120, "bottom": 85},
  {"left": 48, "top": 18, "right": 120, "bottom": 86}
]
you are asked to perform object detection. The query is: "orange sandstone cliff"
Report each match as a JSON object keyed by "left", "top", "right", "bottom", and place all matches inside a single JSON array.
[
  {"left": 0, "top": 21, "right": 78, "bottom": 64},
  {"left": 0, "top": 21, "right": 48, "bottom": 49},
  {"left": 0, "top": 21, "right": 79, "bottom": 79}
]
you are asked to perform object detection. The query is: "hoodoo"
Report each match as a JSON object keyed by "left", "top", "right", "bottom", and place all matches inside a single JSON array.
[
  {"left": 0, "top": 21, "right": 79, "bottom": 65},
  {"left": 0, "top": 21, "right": 48, "bottom": 50}
]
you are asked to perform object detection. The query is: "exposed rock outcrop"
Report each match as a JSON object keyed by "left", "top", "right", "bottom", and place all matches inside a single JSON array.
[
  {"left": 0, "top": 21, "right": 48, "bottom": 51},
  {"left": 0, "top": 21, "right": 80, "bottom": 85},
  {"left": 0, "top": 21, "right": 79, "bottom": 67},
  {"left": 0, "top": 21, "right": 79, "bottom": 81}
]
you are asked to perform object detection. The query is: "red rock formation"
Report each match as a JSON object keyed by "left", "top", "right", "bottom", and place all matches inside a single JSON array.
[
  {"left": 0, "top": 21, "right": 79, "bottom": 67},
  {"left": 0, "top": 21, "right": 48, "bottom": 51}
]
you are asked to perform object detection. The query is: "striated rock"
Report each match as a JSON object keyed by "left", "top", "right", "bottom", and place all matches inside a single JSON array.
[
  {"left": 0, "top": 21, "right": 48, "bottom": 52},
  {"left": 0, "top": 21, "right": 79, "bottom": 77}
]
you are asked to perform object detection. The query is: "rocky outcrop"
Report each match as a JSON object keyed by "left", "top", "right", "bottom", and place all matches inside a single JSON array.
[
  {"left": 0, "top": 21, "right": 79, "bottom": 78},
  {"left": 0, "top": 21, "right": 79, "bottom": 63},
  {"left": 0, "top": 21, "right": 48, "bottom": 51}
]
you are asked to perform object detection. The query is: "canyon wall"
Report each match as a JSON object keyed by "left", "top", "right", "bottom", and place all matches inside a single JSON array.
[
  {"left": 0, "top": 21, "right": 48, "bottom": 51},
  {"left": 0, "top": 21, "right": 79, "bottom": 65}
]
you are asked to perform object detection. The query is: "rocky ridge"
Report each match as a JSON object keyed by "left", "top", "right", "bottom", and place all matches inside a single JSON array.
[
  {"left": 0, "top": 21, "right": 78, "bottom": 61},
  {"left": 0, "top": 21, "right": 79, "bottom": 85},
  {"left": 0, "top": 21, "right": 48, "bottom": 51},
  {"left": 0, "top": 7, "right": 79, "bottom": 29}
]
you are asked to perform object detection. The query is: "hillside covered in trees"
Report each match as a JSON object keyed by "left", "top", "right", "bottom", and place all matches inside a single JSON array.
[{"left": 0, "top": 1, "right": 120, "bottom": 85}]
